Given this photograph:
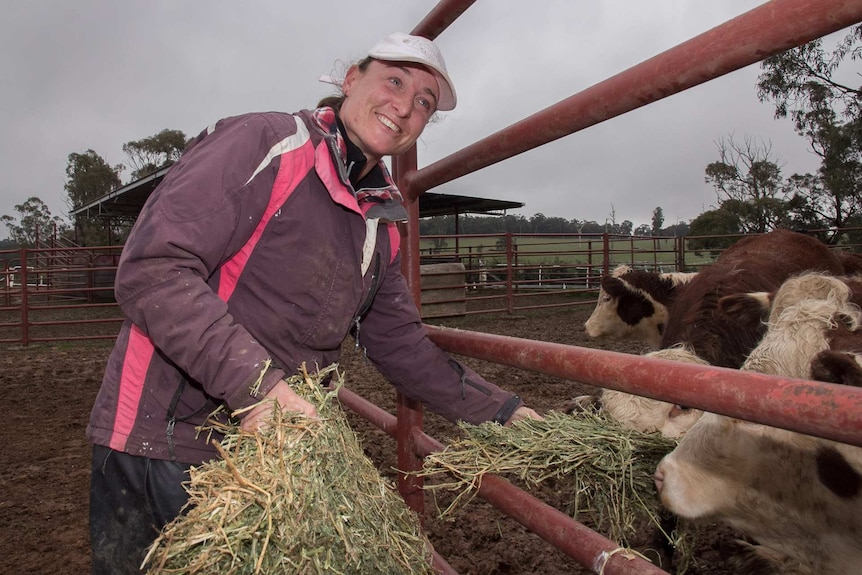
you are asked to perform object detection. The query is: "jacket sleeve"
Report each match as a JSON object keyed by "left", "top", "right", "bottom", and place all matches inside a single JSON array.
[
  {"left": 114, "top": 113, "right": 288, "bottom": 410},
  {"left": 356, "top": 251, "right": 523, "bottom": 425}
]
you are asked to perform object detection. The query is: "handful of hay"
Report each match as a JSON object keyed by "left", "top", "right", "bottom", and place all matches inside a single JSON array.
[
  {"left": 415, "top": 409, "right": 677, "bottom": 546},
  {"left": 143, "top": 364, "right": 434, "bottom": 575}
]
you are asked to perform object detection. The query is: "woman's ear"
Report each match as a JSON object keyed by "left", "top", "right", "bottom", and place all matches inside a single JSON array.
[{"left": 342, "top": 65, "right": 360, "bottom": 97}]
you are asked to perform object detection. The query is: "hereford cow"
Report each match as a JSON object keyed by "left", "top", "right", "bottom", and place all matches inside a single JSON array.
[
  {"left": 655, "top": 410, "right": 862, "bottom": 574},
  {"left": 660, "top": 229, "right": 845, "bottom": 368},
  {"left": 654, "top": 276, "right": 862, "bottom": 574},
  {"left": 584, "top": 265, "right": 697, "bottom": 349},
  {"left": 564, "top": 346, "right": 708, "bottom": 438},
  {"left": 718, "top": 272, "right": 862, "bottom": 381}
]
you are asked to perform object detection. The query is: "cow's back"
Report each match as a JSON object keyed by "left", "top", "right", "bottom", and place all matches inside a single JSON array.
[{"left": 661, "top": 230, "right": 844, "bottom": 368}]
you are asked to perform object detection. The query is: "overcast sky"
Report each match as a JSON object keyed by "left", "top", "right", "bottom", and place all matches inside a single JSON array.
[{"left": 1, "top": 1, "right": 846, "bottom": 240}]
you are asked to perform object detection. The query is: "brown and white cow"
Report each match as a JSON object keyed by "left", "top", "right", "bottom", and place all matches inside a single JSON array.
[
  {"left": 655, "top": 410, "right": 862, "bottom": 574},
  {"left": 719, "top": 272, "right": 862, "bottom": 381},
  {"left": 565, "top": 346, "right": 708, "bottom": 439},
  {"left": 584, "top": 265, "right": 697, "bottom": 349},
  {"left": 660, "top": 229, "right": 845, "bottom": 368},
  {"left": 654, "top": 275, "right": 862, "bottom": 574}
]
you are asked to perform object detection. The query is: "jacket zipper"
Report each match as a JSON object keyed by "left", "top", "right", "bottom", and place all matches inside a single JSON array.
[
  {"left": 448, "top": 359, "right": 492, "bottom": 398},
  {"left": 353, "top": 254, "right": 381, "bottom": 350}
]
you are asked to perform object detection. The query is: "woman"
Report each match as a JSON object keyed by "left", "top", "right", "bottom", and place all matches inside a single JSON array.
[{"left": 87, "top": 32, "right": 540, "bottom": 574}]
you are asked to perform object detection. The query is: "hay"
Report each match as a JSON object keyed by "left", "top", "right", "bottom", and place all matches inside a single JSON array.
[
  {"left": 143, "top": 364, "right": 434, "bottom": 575},
  {"left": 415, "top": 409, "right": 677, "bottom": 547}
]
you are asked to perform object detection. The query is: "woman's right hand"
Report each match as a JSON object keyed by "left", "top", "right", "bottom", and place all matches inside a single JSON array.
[{"left": 239, "top": 379, "right": 319, "bottom": 432}]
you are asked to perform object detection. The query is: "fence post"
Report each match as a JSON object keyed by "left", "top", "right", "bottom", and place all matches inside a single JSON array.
[
  {"left": 392, "top": 150, "right": 426, "bottom": 516},
  {"left": 20, "top": 249, "right": 29, "bottom": 346},
  {"left": 505, "top": 233, "right": 514, "bottom": 314},
  {"left": 602, "top": 233, "right": 610, "bottom": 275}
]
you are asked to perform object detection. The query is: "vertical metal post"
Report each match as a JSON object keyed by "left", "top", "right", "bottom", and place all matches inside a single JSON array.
[
  {"left": 505, "top": 233, "right": 514, "bottom": 314},
  {"left": 391, "top": 149, "right": 426, "bottom": 515},
  {"left": 602, "top": 233, "right": 610, "bottom": 275},
  {"left": 20, "top": 250, "right": 29, "bottom": 346}
]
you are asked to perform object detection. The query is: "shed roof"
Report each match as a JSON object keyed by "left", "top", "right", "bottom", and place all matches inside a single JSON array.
[{"left": 70, "top": 166, "right": 523, "bottom": 220}]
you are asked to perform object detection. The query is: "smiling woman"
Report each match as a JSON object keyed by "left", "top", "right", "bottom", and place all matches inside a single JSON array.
[{"left": 84, "top": 31, "right": 541, "bottom": 575}]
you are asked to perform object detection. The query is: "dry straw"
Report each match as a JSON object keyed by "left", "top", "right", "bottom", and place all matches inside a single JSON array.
[
  {"left": 143, "top": 363, "right": 434, "bottom": 575},
  {"left": 415, "top": 409, "right": 678, "bottom": 548}
]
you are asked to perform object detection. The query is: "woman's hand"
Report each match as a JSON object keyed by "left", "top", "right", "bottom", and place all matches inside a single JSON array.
[
  {"left": 239, "top": 379, "right": 319, "bottom": 432},
  {"left": 505, "top": 405, "right": 543, "bottom": 425}
]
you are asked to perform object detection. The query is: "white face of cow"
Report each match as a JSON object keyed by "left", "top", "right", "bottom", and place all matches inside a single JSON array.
[
  {"left": 656, "top": 411, "right": 862, "bottom": 573},
  {"left": 600, "top": 389, "right": 702, "bottom": 439},
  {"left": 654, "top": 412, "right": 740, "bottom": 519},
  {"left": 584, "top": 284, "right": 665, "bottom": 349}
]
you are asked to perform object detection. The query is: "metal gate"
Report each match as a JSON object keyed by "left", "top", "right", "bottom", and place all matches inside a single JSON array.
[{"left": 363, "top": 1, "right": 862, "bottom": 573}]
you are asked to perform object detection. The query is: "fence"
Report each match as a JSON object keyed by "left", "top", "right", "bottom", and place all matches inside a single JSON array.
[
  {"left": 5, "top": 2, "right": 862, "bottom": 570},
  {"left": 390, "top": 1, "right": 862, "bottom": 574},
  {"left": 0, "top": 246, "right": 124, "bottom": 345}
]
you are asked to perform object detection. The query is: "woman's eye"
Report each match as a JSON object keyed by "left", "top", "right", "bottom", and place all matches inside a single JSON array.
[
  {"left": 389, "top": 77, "right": 402, "bottom": 88},
  {"left": 416, "top": 97, "right": 431, "bottom": 111}
]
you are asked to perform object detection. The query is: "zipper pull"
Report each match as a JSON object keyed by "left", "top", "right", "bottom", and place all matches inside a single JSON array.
[{"left": 354, "top": 317, "right": 361, "bottom": 350}]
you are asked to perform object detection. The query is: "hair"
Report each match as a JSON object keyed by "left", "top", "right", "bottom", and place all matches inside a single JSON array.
[
  {"left": 316, "top": 56, "right": 441, "bottom": 123},
  {"left": 316, "top": 57, "right": 373, "bottom": 113}
]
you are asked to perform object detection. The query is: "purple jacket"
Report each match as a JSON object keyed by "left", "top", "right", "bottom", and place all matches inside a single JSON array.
[{"left": 86, "top": 108, "right": 522, "bottom": 464}]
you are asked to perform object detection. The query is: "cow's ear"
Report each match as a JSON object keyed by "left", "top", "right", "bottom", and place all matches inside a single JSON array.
[
  {"left": 717, "top": 293, "right": 770, "bottom": 328},
  {"left": 601, "top": 276, "right": 626, "bottom": 297}
]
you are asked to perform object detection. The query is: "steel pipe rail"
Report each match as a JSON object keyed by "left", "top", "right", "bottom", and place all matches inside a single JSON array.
[
  {"left": 425, "top": 325, "right": 862, "bottom": 447},
  {"left": 402, "top": 0, "right": 862, "bottom": 199},
  {"left": 335, "top": 386, "right": 669, "bottom": 574}
]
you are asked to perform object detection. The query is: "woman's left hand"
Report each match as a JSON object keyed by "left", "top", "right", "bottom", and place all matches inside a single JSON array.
[{"left": 506, "top": 405, "right": 543, "bottom": 425}]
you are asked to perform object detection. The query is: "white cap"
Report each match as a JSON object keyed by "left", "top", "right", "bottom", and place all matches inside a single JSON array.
[{"left": 367, "top": 32, "right": 457, "bottom": 111}]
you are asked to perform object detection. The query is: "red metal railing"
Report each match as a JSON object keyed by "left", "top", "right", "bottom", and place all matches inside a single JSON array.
[{"left": 390, "top": 1, "right": 862, "bottom": 573}]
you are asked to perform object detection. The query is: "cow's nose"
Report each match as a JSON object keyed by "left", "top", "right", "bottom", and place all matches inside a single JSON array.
[{"left": 654, "top": 468, "right": 664, "bottom": 492}]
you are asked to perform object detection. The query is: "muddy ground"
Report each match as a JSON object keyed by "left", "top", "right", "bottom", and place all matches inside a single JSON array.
[{"left": 0, "top": 299, "right": 738, "bottom": 574}]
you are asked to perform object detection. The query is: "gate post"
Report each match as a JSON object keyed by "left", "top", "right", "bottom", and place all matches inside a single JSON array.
[{"left": 392, "top": 150, "right": 426, "bottom": 515}]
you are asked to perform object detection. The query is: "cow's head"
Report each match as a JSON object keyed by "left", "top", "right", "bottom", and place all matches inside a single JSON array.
[
  {"left": 598, "top": 346, "right": 708, "bottom": 439},
  {"left": 654, "top": 412, "right": 758, "bottom": 519},
  {"left": 584, "top": 266, "right": 694, "bottom": 349}
]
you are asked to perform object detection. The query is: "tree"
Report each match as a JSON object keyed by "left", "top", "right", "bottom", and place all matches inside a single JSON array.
[
  {"left": 687, "top": 208, "right": 741, "bottom": 255},
  {"left": 122, "top": 129, "right": 187, "bottom": 181},
  {"left": 651, "top": 207, "right": 664, "bottom": 236},
  {"left": 634, "top": 223, "right": 652, "bottom": 236},
  {"left": 64, "top": 149, "right": 124, "bottom": 246},
  {"left": 64, "top": 150, "right": 123, "bottom": 209},
  {"left": 704, "top": 135, "right": 790, "bottom": 233},
  {"left": 1, "top": 197, "right": 70, "bottom": 247},
  {"left": 757, "top": 25, "right": 862, "bottom": 236}
]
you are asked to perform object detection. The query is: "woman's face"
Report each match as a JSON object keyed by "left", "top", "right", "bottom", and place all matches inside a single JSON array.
[{"left": 339, "top": 59, "right": 438, "bottom": 163}]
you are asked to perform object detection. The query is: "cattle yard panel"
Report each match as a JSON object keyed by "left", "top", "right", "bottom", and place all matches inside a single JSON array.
[
  {"left": 0, "top": 246, "right": 124, "bottom": 345},
  {"left": 392, "top": 1, "right": 862, "bottom": 574}
]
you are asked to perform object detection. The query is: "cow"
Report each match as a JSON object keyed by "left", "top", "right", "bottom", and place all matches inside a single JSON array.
[
  {"left": 660, "top": 229, "right": 845, "bottom": 368},
  {"left": 655, "top": 410, "right": 862, "bottom": 574},
  {"left": 584, "top": 265, "right": 697, "bottom": 349},
  {"left": 654, "top": 275, "right": 862, "bottom": 574},
  {"left": 579, "top": 232, "right": 847, "bottom": 440},
  {"left": 564, "top": 346, "right": 707, "bottom": 439},
  {"left": 718, "top": 272, "right": 862, "bottom": 380}
]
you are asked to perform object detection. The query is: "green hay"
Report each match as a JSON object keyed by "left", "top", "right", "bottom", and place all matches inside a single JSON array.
[
  {"left": 416, "top": 410, "right": 678, "bottom": 549},
  {"left": 143, "top": 364, "right": 434, "bottom": 575}
]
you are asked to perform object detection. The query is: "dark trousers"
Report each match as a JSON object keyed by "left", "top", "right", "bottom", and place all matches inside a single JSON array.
[{"left": 89, "top": 445, "right": 192, "bottom": 575}]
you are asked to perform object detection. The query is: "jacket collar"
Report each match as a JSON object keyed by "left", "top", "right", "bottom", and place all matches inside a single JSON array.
[{"left": 311, "top": 106, "right": 408, "bottom": 223}]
